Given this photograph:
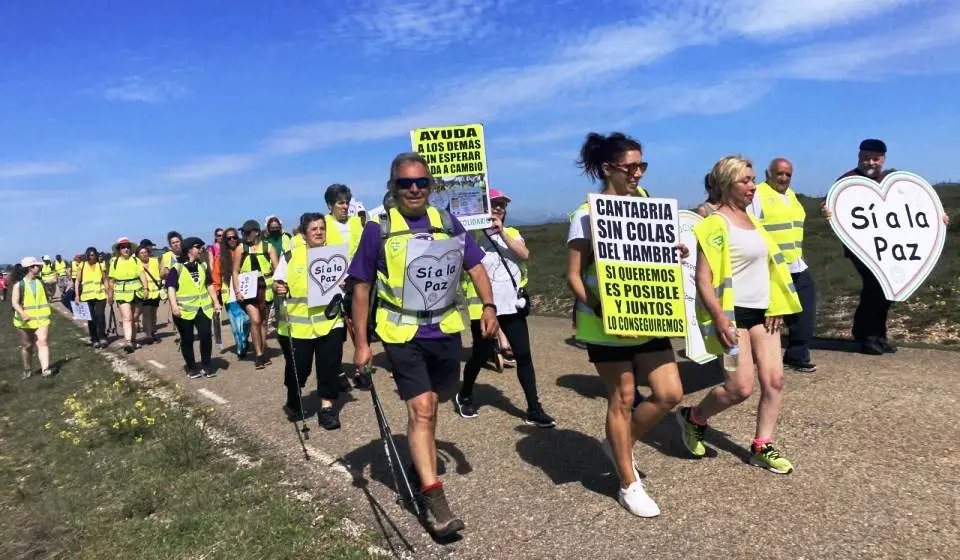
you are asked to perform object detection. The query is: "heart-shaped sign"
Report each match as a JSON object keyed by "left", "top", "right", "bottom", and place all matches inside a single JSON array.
[
  {"left": 406, "top": 249, "right": 462, "bottom": 310},
  {"left": 826, "top": 171, "right": 946, "bottom": 301},
  {"left": 309, "top": 255, "right": 348, "bottom": 295}
]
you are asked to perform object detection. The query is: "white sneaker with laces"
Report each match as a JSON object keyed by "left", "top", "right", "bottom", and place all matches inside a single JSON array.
[{"left": 618, "top": 481, "right": 660, "bottom": 518}]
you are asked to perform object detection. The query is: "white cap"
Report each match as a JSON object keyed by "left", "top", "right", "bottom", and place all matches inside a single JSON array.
[
  {"left": 21, "top": 256, "right": 42, "bottom": 268},
  {"left": 348, "top": 200, "right": 366, "bottom": 217},
  {"left": 42, "top": 254, "right": 51, "bottom": 261}
]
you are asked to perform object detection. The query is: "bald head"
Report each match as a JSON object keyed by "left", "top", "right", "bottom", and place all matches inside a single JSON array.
[{"left": 766, "top": 158, "right": 793, "bottom": 192}]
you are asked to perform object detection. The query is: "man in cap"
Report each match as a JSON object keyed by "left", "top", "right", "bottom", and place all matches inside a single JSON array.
[{"left": 831, "top": 139, "right": 949, "bottom": 354}]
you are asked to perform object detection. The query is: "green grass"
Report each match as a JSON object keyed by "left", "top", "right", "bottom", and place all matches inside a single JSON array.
[
  {"left": 0, "top": 306, "right": 378, "bottom": 560},
  {"left": 518, "top": 184, "right": 960, "bottom": 346}
]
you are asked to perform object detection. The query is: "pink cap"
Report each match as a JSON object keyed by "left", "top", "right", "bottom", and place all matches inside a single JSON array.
[{"left": 489, "top": 188, "right": 511, "bottom": 202}]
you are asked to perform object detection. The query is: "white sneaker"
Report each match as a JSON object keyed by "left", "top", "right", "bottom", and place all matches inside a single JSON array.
[
  {"left": 600, "top": 437, "right": 641, "bottom": 482},
  {"left": 618, "top": 481, "right": 660, "bottom": 518}
]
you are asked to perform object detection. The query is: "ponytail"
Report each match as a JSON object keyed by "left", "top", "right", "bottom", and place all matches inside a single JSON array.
[{"left": 576, "top": 132, "right": 643, "bottom": 185}]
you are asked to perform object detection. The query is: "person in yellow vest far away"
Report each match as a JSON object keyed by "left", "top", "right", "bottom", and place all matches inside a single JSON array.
[
  {"left": 40, "top": 255, "right": 58, "bottom": 301},
  {"left": 750, "top": 158, "right": 817, "bottom": 373},
  {"left": 167, "top": 237, "right": 222, "bottom": 379},
  {"left": 567, "top": 132, "right": 689, "bottom": 518},
  {"left": 677, "top": 155, "right": 802, "bottom": 475},
  {"left": 348, "top": 152, "right": 498, "bottom": 538},
  {"left": 135, "top": 239, "right": 164, "bottom": 345},
  {"left": 54, "top": 254, "right": 70, "bottom": 296},
  {"left": 109, "top": 237, "right": 142, "bottom": 353},
  {"left": 161, "top": 231, "right": 183, "bottom": 277},
  {"left": 75, "top": 246, "right": 109, "bottom": 348},
  {"left": 273, "top": 212, "right": 349, "bottom": 430},
  {"left": 11, "top": 256, "right": 54, "bottom": 379}
]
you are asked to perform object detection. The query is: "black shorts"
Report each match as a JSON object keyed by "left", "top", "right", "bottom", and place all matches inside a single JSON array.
[
  {"left": 734, "top": 307, "right": 766, "bottom": 329},
  {"left": 586, "top": 337, "right": 673, "bottom": 364},
  {"left": 138, "top": 298, "right": 160, "bottom": 308},
  {"left": 383, "top": 335, "right": 462, "bottom": 401}
]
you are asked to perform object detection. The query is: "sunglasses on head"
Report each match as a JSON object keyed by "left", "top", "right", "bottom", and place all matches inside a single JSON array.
[{"left": 395, "top": 177, "right": 431, "bottom": 190}]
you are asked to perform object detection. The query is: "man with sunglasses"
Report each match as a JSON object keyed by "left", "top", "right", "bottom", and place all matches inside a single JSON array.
[
  {"left": 750, "top": 158, "right": 818, "bottom": 373},
  {"left": 348, "top": 152, "right": 498, "bottom": 538}
]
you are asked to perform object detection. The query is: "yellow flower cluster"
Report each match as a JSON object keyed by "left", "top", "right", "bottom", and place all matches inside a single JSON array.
[{"left": 45, "top": 375, "right": 167, "bottom": 446}]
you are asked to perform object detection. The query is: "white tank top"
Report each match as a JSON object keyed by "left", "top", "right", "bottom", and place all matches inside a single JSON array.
[{"left": 726, "top": 218, "right": 770, "bottom": 309}]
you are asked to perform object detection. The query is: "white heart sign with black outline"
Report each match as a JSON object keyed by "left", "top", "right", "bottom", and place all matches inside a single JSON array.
[
  {"left": 401, "top": 236, "right": 465, "bottom": 324},
  {"left": 306, "top": 244, "right": 348, "bottom": 307},
  {"left": 826, "top": 171, "right": 947, "bottom": 302}
]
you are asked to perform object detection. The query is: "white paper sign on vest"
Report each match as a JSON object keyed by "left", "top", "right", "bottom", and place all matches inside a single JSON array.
[
  {"left": 826, "top": 171, "right": 947, "bottom": 301},
  {"left": 71, "top": 301, "right": 92, "bottom": 322},
  {"left": 401, "top": 235, "right": 465, "bottom": 325},
  {"left": 307, "top": 244, "right": 348, "bottom": 308},
  {"left": 678, "top": 210, "right": 715, "bottom": 365},
  {"left": 228, "top": 271, "right": 260, "bottom": 303}
]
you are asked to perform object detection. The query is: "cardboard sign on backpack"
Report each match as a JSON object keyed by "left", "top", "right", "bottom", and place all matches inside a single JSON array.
[{"left": 826, "top": 171, "right": 947, "bottom": 301}]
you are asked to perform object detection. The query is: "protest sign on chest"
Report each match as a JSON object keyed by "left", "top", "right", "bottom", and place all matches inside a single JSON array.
[
  {"left": 678, "top": 210, "right": 715, "bottom": 364},
  {"left": 410, "top": 123, "right": 491, "bottom": 231},
  {"left": 71, "top": 301, "right": 92, "bottom": 322},
  {"left": 228, "top": 271, "right": 259, "bottom": 303},
  {"left": 826, "top": 171, "right": 947, "bottom": 301},
  {"left": 401, "top": 236, "right": 465, "bottom": 324},
  {"left": 588, "top": 193, "right": 686, "bottom": 337},
  {"left": 306, "top": 244, "right": 348, "bottom": 307}
]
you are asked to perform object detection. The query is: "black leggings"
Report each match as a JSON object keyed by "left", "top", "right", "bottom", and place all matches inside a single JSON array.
[
  {"left": 85, "top": 299, "right": 107, "bottom": 342},
  {"left": 284, "top": 328, "right": 345, "bottom": 402},
  {"left": 461, "top": 314, "right": 540, "bottom": 411},
  {"left": 174, "top": 313, "right": 212, "bottom": 369}
]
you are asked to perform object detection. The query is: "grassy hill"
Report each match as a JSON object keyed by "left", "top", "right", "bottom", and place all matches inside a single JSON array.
[{"left": 517, "top": 183, "right": 959, "bottom": 346}]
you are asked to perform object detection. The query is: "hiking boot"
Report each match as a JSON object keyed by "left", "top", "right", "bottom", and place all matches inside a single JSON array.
[
  {"left": 676, "top": 407, "right": 707, "bottom": 457},
  {"left": 187, "top": 368, "right": 204, "bottom": 380},
  {"left": 454, "top": 394, "right": 478, "bottom": 418},
  {"left": 40, "top": 368, "right": 54, "bottom": 378},
  {"left": 784, "top": 360, "right": 817, "bottom": 373},
  {"left": 421, "top": 485, "right": 465, "bottom": 538},
  {"left": 523, "top": 406, "right": 556, "bottom": 428},
  {"left": 317, "top": 406, "right": 340, "bottom": 430}
]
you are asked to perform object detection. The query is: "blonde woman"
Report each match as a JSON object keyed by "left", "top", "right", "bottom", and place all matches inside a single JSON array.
[
  {"left": 677, "top": 156, "right": 801, "bottom": 474},
  {"left": 11, "top": 257, "right": 53, "bottom": 378}
]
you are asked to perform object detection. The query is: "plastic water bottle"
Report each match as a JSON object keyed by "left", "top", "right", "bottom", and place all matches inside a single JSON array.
[{"left": 723, "top": 327, "right": 739, "bottom": 372}]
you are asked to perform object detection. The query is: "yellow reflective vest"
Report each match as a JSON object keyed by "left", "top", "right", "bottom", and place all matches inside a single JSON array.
[
  {"left": 375, "top": 207, "right": 464, "bottom": 344},
  {"left": 238, "top": 241, "right": 275, "bottom": 303},
  {"left": 13, "top": 278, "right": 51, "bottom": 329},
  {"left": 109, "top": 256, "right": 142, "bottom": 303},
  {"left": 693, "top": 213, "right": 802, "bottom": 356},
  {"left": 78, "top": 262, "right": 107, "bottom": 302},
  {"left": 460, "top": 227, "right": 528, "bottom": 320},
  {"left": 55, "top": 260, "right": 67, "bottom": 276},
  {"left": 136, "top": 257, "right": 164, "bottom": 300},
  {"left": 325, "top": 214, "right": 363, "bottom": 258},
  {"left": 40, "top": 263, "right": 56, "bottom": 283},
  {"left": 755, "top": 182, "right": 806, "bottom": 264},
  {"left": 277, "top": 219, "right": 348, "bottom": 338},
  {"left": 172, "top": 262, "right": 213, "bottom": 321}
]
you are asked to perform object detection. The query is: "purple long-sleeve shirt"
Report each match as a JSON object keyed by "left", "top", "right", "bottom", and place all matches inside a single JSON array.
[{"left": 347, "top": 210, "right": 484, "bottom": 339}]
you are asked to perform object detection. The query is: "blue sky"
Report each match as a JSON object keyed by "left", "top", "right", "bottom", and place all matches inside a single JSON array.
[{"left": 2, "top": 0, "right": 960, "bottom": 263}]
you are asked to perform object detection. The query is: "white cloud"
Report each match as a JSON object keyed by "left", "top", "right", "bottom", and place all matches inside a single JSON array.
[
  {"left": 165, "top": 154, "right": 261, "bottom": 181},
  {"left": 0, "top": 161, "right": 79, "bottom": 179},
  {"left": 340, "top": 0, "right": 500, "bottom": 51},
  {"left": 164, "top": 0, "right": 937, "bottom": 180},
  {"left": 104, "top": 76, "right": 187, "bottom": 103}
]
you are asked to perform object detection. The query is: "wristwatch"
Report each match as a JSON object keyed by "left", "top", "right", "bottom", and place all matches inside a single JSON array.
[{"left": 482, "top": 303, "right": 497, "bottom": 313}]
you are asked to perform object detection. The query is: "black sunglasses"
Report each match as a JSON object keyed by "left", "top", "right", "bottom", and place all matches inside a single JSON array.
[
  {"left": 225, "top": 235, "right": 238, "bottom": 241},
  {"left": 395, "top": 177, "right": 431, "bottom": 190}
]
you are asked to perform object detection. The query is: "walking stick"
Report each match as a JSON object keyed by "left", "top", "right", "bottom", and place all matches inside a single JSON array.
[
  {"left": 107, "top": 301, "right": 118, "bottom": 335},
  {"left": 281, "top": 297, "right": 311, "bottom": 445},
  {"left": 368, "top": 366, "right": 422, "bottom": 517}
]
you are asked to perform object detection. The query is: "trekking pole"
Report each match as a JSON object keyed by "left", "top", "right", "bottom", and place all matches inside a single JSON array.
[
  {"left": 213, "top": 309, "right": 223, "bottom": 350},
  {"left": 281, "top": 297, "right": 311, "bottom": 446},
  {"left": 107, "top": 301, "right": 118, "bottom": 335},
  {"left": 368, "top": 365, "right": 421, "bottom": 517}
]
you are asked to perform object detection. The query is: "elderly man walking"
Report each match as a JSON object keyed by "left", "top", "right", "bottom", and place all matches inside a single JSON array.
[{"left": 750, "top": 158, "right": 817, "bottom": 372}]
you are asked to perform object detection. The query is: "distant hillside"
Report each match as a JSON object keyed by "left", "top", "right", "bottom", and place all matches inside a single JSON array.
[{"left": 518, "top": 183, "right": 959, "bottom": 346}]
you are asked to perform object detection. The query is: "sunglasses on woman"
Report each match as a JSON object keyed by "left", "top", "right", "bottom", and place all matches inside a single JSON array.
[{"left": 225, "top": 235, "right": 238, "bottom": 241}]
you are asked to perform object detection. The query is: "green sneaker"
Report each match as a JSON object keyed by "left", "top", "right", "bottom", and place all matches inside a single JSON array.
[
  {"left": 749, "top": 443, "right": 793, "bottom": 474},
  {"left": 675, "top": 407, "right": 706, "bottom": 457}
]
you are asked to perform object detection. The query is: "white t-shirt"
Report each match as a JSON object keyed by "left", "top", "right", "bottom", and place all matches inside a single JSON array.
[
  {"left": 477, "top": 229, "right": 524, "bottom": 316},
  {"left": 567, "top": 207, "right": 591, "bottom": 243},
  {"left": 334, "top": 219, "right": 352, "bottom": 246},
  {"left": 748, "top": 193, "right": 808, "bottom": 274},
  {"left": 724, "top": 216, "right": 770, "bottom": 309}
]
